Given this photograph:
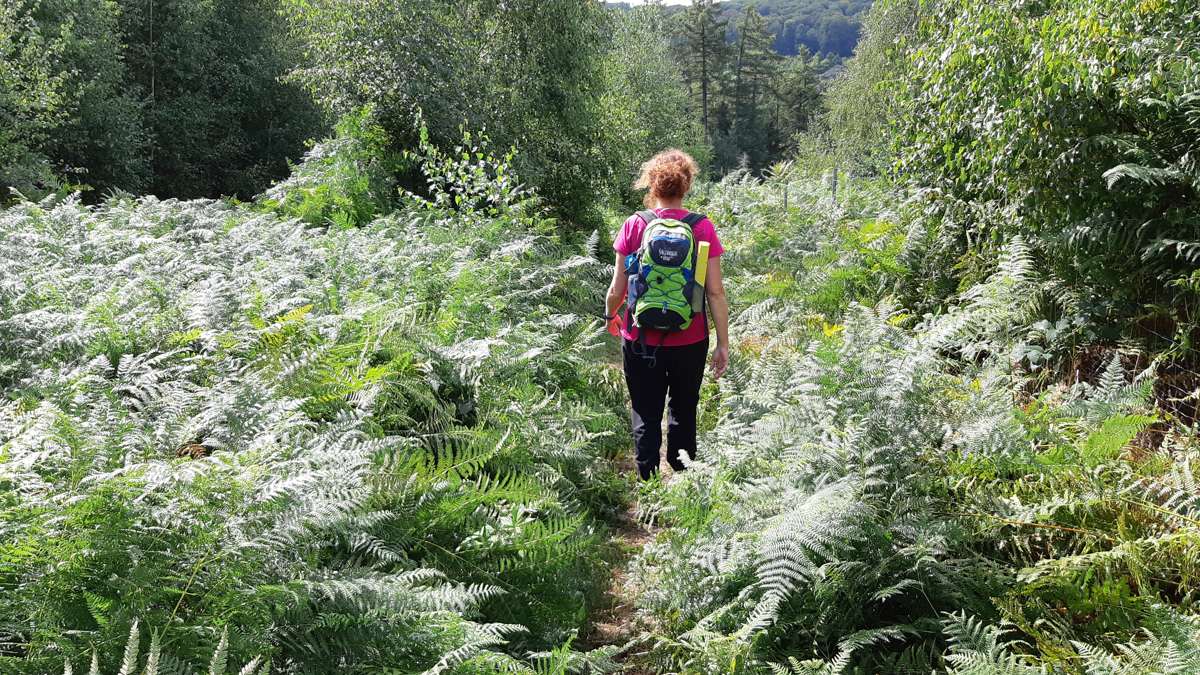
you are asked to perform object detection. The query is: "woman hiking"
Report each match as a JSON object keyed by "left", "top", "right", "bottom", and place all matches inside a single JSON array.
[{"left": 604, "top": 149, "right": 730, "bottom": 480}]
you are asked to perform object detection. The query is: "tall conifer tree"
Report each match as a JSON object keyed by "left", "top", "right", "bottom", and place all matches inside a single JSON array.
[
  {"left": 678, "top": 0, "right": 729, "bottom": 135},
  {"left": 732, "top": 4, "right": 778, "bottom": 116}
]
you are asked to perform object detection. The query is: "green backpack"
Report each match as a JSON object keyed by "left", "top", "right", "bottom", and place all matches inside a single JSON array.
[{"left": 625, "top": 210, "right": 706, "bottom": 334}]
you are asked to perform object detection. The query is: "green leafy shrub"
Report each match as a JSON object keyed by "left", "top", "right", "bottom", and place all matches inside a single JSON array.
[
  {"left": 891, "top": 0, "right": 1200, "bottom": 344},
  {"left": 282, "top": 0, "right": 631, "bottom": 226},
  {"left": 0, "top": 2, "right": 70, "bottom": 200},
  {"left": 259, "top": 109, "right": 400, "bottom": 228}
]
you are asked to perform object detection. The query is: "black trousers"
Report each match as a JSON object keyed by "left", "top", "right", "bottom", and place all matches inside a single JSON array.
[{"left": 622, "top": 338, "right": 708, "bottom": 480}]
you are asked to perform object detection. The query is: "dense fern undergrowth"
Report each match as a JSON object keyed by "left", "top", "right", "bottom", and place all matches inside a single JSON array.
[
  {"left": 3, "top": 30, "right": 1200, "bottom": 672},
  {"left": 627, "top": 169, "right": 1200, "bottom": 673},
  {"left": 0, "top": 137, "right": 630, "bottom": 673},
  {"left": 4, "top": 147, "right": 1200, "bottom": 674},
  {"left": 5, "top": 0, "right": 1200, "bottom": 671},
  {"left": 4, "top": 130, "right": 1200, "bottom": 673}
]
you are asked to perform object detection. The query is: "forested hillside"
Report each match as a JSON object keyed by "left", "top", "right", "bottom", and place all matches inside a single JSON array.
[
  {"left": 748, "top": 0, "right": 871, "bottom": 57},
  {"left": 2, "top": 0, "right": 1199, "bottom": 673},
  {"left": 612, "top": 0, "right": 862, "bottom": 174},
  {"left": 609, "top": 0, "right": 871, "bottom": 58}
]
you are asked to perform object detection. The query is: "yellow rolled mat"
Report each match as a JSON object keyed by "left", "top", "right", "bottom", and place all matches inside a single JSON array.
[{"left": 693, "top": 240, "right": 711, "bottom": 313}]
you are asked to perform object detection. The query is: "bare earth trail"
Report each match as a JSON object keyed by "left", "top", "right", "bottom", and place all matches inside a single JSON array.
[{"left": 580, "top": 451, "right": 664, "bottom": 674}]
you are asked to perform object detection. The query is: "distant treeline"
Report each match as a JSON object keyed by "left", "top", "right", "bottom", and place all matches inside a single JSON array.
[
  {"left": 609, "top": 0, "right": 872, "bottom": 60},
  {"left": 3, "top": 0, "right": 846, "bottom": 214},
  {"left": 2, "top": 0, "right": 704, "bottom": 223},
  {"left": 0, "top": 0, "right": 322, "bottom": 201},
  {"left": 664, "top": 0, "right": 847, "bottom": 174}
]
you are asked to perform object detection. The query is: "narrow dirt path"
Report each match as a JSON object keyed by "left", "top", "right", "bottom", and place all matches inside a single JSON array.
[
  {"left": 581, "top": 454, "right": 662, "bottom": 673},
  {"left": 580, "top": 349, "right": 669, "bottom": 672}
]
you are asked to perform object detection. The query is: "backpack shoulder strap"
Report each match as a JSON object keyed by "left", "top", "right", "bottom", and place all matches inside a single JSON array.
[
  {"left": 681, "top": 212, "right": 706, "bottom": 227},
  {"left": 637, "top": 210, "right": 658, "bottom": 226}
]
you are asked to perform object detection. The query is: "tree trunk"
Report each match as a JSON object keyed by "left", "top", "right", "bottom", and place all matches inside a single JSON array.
[
  {"left": 734, "top": 15, "right": 746, "bottom": 121},
  {"left": 700, "top": 18, "right": 709, "bottom": 134}
]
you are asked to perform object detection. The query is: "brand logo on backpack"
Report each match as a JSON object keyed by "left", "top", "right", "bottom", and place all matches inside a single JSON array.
[
  {"left": 649, "top": 233, "right": 690, "bottom": 266},
  {"left": 625, "top": 210, "right": 706, "bottom": 335}
]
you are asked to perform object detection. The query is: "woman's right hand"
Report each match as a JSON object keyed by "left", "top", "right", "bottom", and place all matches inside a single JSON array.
[
  {"left": 606, "top": 313, "right": 623, "bottom": 338},
  {"left": 711, "top": 344, "right": 729, "bottom": 380}
]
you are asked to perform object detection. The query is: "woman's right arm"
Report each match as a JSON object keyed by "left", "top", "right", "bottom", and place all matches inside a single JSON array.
[{"left": 605, "top": 252, "right": 627, "bottom": 328}]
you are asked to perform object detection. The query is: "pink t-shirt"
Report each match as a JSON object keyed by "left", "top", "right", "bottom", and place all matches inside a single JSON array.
[{"left": 614, "top": 207, "right": 724, "bottom": 346}]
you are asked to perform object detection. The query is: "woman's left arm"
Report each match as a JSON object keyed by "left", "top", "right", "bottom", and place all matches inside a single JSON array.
[{"left": 706, "top": 257, "right": 729, "bottom": 379}]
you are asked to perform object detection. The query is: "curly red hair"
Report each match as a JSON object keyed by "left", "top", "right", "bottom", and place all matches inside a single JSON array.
[{"left": 634, "top": 149, "right": 699, "bottom": 207}]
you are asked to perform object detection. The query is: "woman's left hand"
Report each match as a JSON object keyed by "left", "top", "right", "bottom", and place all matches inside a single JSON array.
[{"left": 711, "top": 344, "right": 729, "bottom": 380}]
